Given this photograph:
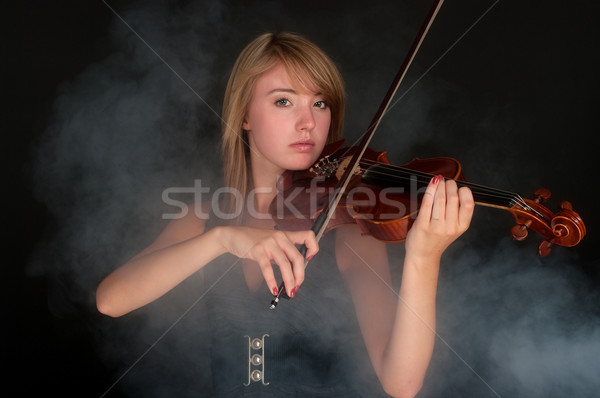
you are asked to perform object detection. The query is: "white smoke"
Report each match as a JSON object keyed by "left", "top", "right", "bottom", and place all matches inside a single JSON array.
[{"left": 28, "top": 0, "right": 598, "bottom": 396}]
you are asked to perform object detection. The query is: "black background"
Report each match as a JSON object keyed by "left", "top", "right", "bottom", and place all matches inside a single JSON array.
[{"left": 5, "top": 1, "right": 599, "bottom": 396}]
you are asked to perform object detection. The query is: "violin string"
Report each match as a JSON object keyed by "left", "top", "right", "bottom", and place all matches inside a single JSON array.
[
  {"left": 365, "top": 166, "right": 547, "bottom": 220},
  {"left": 358, "top": 161, "right": 526, "bottom": 208},
  {"left": 342, "top": 158, "right": 548, "bottom": 221},
  {"left": 356, "top": 158, "right": 504, "bottom": 197},
  {"left": 361, "top": 160, "right": 548, "bottom": 220},
  {"left": 355, "top": 159, "right": 515, "bottom": 201},
  {"left": 322, "top": 153, "right": 536, "bottom": 215}
]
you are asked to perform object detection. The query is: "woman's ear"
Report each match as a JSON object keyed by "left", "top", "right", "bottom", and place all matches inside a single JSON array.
[{"left": 242, "top": 119, "right": 250, "bottom": 131}]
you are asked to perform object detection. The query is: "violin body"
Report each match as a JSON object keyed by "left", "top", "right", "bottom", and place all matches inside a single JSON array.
[{"left": 270, "top": 140, "right": 586, "bottom": 256}]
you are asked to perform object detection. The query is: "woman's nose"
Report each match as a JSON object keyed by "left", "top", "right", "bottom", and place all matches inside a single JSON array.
[{"left": 296, "top": 104, "right": 316, "bottom": 132}]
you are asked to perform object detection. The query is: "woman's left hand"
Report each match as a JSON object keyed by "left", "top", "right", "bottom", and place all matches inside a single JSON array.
[{"left": 405, "top": 175, "right": 475, "bottom": 263}]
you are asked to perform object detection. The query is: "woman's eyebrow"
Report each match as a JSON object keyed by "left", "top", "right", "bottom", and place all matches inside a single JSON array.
[
  {"left": 267, "top": 88, "right": 296, "bottom": 95},
  {"left": 267, "top": 88, "right": 324, "bottom": 97}
]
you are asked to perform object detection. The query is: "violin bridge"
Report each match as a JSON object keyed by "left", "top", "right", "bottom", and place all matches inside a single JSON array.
[{"left": 335, "top": 156, "right": 357, "bottom": 180}]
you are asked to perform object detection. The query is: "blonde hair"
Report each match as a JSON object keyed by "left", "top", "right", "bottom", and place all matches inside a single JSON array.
[{"left": 220, "top": 32, "right": 345, "bottom": 223}]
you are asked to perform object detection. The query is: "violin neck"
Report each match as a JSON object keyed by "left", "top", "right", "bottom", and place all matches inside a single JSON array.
[{"left": 362, "top": 163, "right": 519, "bottom": 210}]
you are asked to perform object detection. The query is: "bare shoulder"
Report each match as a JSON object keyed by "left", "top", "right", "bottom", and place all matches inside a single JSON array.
[{"left": 334, "top": 225, "right": 389, "bottom": 273}]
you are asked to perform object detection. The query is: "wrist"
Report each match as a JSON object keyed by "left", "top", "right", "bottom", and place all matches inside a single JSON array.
[
  {"left": 401, "top": 253, "right": 441, "bottom": 301},
  {"left": 207, "top": 225, "right": 229, "bottom": 256},
  {"left": 404, "top": 251, "right": 441, "bottom": 275}
]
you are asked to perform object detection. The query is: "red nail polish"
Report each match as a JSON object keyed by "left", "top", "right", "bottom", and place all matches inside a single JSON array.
[
  {"left": 306, "top": 255, "right": 314, "bottom": 262},
  {"left": 272, "top": 287, "right": 278, "bottom": 296},
  {"left": 431, "top": 175, "right": 439, "bottom": 184},
  {"left": 289, "top": 286, "right": 298, "bottom": 298}
]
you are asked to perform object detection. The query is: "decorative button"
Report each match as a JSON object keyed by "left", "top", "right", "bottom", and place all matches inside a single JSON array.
[
  {"left": 251, "top": 370, "right": 262, "bottom": 382},
  {"left": 251, "top": 338, "right": 262, "bottom": 349},
  {"left": 251, "top": 354, "right": 262, "bottom": 365}
]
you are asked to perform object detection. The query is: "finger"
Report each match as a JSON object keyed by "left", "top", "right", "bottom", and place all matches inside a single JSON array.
[
  {"left": 286, "top": 230, "right": 319, "bottom": 260},
  {"left": 282, "top": 230, "right": 319, "bottom": 296},
  {"left": 269, "top": 232, "right": 297, "bottom": 296},
  {"left": 303, "top": 230, "right": 319, "bottom": 261},
  {"left": 431, "top": 175, "right": 446, "bottom": 221},
  {"left": 256, "top": 257, "right": 279, "bottom": 296},
  {"left": 444, "top": 179, "right": 460, "bottom": 223},
  {"left": 281, "top": 243, "right": 305, "bottom": 293},
  {"left": 418, "top": 174, "right": 441, "bottom": 222},
  {"left": 458, "top": 186, "right": 475, "bottom": 229}
]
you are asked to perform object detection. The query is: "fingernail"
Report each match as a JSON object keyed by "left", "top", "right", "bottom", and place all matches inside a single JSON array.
[
  {"left": 272, "top": 287, "right": 278, "bottom": 296},
  {"left": 289, "top": 286, "right": 298, "bottom": 298},
  {"left": 432, "top": 174, "right": 443, "bottom": 184},
  {"left": 306, "top": 255, "right": 314, "bottom": 262}
]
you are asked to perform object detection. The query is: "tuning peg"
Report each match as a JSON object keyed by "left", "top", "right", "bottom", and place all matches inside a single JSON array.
[
  {"left": 559, "top": 200, "right": 573, "bottom": 211},
  {"left": 534, "top": 188, "right": 551, "bottom": 203},
  {"left": 538, "top": 240, "right": 552, "bottom": 257},
  {"left": 511, "top": 218, "right": 532, "bottom": 242},
  {"left": 511, "top": 224, "right": 528, "bottom": 241}
]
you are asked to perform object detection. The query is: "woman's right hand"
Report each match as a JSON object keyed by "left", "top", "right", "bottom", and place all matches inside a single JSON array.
[{"left": 216, "top": 226, "right": 319, "bottom": 297}]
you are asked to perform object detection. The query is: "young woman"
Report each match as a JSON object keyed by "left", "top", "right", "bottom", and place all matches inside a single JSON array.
[{"left": 96, "top": 32, "right": 474, "bottom": 397}]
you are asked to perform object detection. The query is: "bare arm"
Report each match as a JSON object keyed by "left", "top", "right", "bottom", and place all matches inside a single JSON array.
[
  {"left": 96, "top": 208, "right": 319, "bottom": 318},
  {"left": 335, "top": 176, "right": 474, "bottom": 398},
  {"left": 96, "top": 210, "right": 220, "bottom": 317}
]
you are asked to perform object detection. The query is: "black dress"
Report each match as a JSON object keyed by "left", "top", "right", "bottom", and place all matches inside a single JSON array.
[{"left": 202, "top": 232, "right": 390, "bottom": 397}]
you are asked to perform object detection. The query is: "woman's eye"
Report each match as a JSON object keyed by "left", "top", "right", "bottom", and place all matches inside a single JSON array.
[
  {"left": 314, "top": 100, "right": 328, "bottom": 109},
  {"left": 275, "top": 98, "right": 291, "bottom": 106}
]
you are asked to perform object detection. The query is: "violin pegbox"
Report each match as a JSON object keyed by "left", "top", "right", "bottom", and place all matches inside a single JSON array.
[
  {"left": 510, "top": 188, "right": 550, "bottom": 242},
  {"left": 509, "top": 187, "right": 586, "bottom": 257}
]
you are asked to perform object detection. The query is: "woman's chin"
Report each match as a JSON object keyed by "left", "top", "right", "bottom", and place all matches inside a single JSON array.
[{"left": 286, "top": 159, "right": 318, "bottom": 171}]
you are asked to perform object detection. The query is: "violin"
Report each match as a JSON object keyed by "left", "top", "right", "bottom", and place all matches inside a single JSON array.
[
  {"left": 270, "top": 140, "right": 586, "bottom": 255},
  {"left": 268, "top": 0, "right": 586, "bottom": 308}
]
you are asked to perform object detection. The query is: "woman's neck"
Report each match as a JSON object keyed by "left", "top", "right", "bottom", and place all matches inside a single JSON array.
[
  {"left": 247, "top": 144, "right": 292, "bottom": 216},
  {"left": 249, "top": 174, "right": 280, "bottom": 217}
]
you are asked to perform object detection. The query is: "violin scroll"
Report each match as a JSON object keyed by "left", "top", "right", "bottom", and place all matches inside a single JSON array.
[{"left": 509, "top": 188, "right": 586, "bottom": 257}]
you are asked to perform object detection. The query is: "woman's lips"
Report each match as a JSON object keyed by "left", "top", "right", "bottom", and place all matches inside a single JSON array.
[{"left": 289, "top": 141, "right": 314, "bottom": 152}]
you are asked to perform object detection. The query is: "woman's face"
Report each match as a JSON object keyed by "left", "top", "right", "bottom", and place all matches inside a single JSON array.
[{"left": 243, "top": 63, "right": 331, "bottom": 177}]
